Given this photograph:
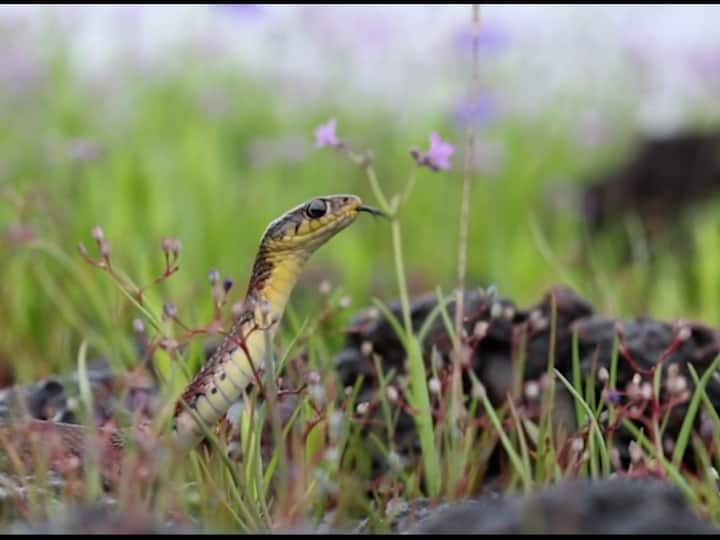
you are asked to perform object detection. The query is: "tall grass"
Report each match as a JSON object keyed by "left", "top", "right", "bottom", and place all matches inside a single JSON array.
[{"left": 2, "top": 7, "right": 720, "bottom": 533}]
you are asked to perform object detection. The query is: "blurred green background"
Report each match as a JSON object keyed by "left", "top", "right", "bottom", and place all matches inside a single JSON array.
[{"left": 3, "top": 5, "right": 720, "bottom": 385}]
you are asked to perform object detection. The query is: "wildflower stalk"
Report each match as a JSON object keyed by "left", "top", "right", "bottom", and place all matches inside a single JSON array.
[
  {"left": 315, "top": 118, "right": 446, "bottom": 497},
  {"left": 364, "top": 163, "right": 440, "bottom": 496},
  {"left": 451, "top": 3, "right": 482, "bottom": 430},
  {"left": 365, "top": 164, "right": 394, "bottom": 218}
]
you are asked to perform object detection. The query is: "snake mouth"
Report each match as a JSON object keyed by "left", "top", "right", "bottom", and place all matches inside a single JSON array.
[{"left": 358, "top": 204, "right": 387, "bottom": 218}]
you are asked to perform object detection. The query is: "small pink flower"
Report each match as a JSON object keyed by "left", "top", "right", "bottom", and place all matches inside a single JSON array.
[
  {"left": 314, "top": 118, "right": 343, "bottom": 149},
  {"left": 411, "top": 132, "right": 455, "bottom": 171}
]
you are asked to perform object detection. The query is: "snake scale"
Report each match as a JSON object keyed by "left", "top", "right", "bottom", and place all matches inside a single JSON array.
[{"left": 0, "top": 194, "right": 381, "bottom": 480}]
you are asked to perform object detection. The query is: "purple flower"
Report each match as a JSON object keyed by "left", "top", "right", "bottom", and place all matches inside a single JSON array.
[
  {"left": 411, "top": 132, "right": 455, "bottom": 172},
  {"left": 452, "top": 94, "right": 498, "bottom": 130},
  {"left": 603, "top": 388, "right": 623, "bottom": 406},
  {"left": 314, "top": 118, "right": 343, "bottom": 149},
  {"left": 215, "top": 4, "right": 265, "bottom": 18},
  {"left": 689, "top": 49, "right": 720, "bottom": 85},
  {"left": 456, "top": 22, "right": 509, "bottom": 54},
  {"left": 426, "top": 133, "right": 455, "bottom": 170},
  {"left": 0, "top": 47, "right": 45, "bottom": 95}
]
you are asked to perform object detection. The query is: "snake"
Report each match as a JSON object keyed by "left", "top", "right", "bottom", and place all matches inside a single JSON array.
[{"left": 0, "top": 194, "right": 382, "bottom": 479}]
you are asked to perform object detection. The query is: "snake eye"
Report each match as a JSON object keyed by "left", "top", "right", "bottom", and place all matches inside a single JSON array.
[{"left": 305, "top": 199, "right": 327, "bottom": 219}]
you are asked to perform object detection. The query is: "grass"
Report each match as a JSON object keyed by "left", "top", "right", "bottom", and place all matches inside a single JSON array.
[{"left": 2, "top": 14, "right": 720, "bottom": 533}]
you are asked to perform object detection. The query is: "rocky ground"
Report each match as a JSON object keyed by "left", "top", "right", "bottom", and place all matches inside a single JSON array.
[
  {"left": 336, "top": 284, "right": 720, "bottom": 477},
  {"left": 4, "top": 476, "right": 717, "bottom": 534},
  {"left": 404, "top": 477, "right": 718, "bottom": 534},
  {"left": 2, "top": 284, "right": 720, "bottom": 532}
]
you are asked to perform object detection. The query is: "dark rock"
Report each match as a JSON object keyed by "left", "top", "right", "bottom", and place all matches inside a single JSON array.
[
  {"left": 0, "top": 356, "right": 158, "bottom": 426},
  {"left": 409, "top": 477, "right": 718, "bottom": 533},
  {"left": 334, "top": 283, "right": 720, "bottom": 476},
  {"left": 574, "top": 315, "right": 720, "bottom": 396},
  {"left": 337, "top": 285, "right": 597, "bottom": 400},
  {"left": 582, "top": 131, "right": 720, "bottom": 243},
  {"left": 6, "top": 503, "right": 195, "bottom": 534}
]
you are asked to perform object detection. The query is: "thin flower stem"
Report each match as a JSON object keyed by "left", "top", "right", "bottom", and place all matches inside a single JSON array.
[
  {"left": 449, "top": 2, "right": 481, "bottom": 439},
  {"left": 365, "top": 165, "right": 394, "bottom": 216},
  {"left": 391, "top": 220, "right": 413, "bottom": 333},
  {"left": 364, "top": 162, "right": 440, "bottom": 496},
  {"left": 389, "top": 215, "right": 440, "bottom": 496},
  {"left": 398, "top": 168, "right": 418, "bottom": 209},
  {"left": 455, "top": 3, "right": 481, "bottom": 343}
]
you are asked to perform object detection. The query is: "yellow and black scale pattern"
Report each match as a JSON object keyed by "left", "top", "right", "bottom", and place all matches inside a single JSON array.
[
  {"left": 170, "top": 194, "right": 377, "bottom": 449},
  {"left": 0, "top": 194, "right": 382, "bottom": 468}
]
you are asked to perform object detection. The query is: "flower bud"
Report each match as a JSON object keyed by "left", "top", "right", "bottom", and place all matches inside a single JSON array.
[
  {"left": 524, "top": 381, "right": 540, "bottom": 400},
  {"left": 99, "top": 239, "right": 111, "bottom": 258},
  {"left": 473, "top": 321, "right": 489, "bottom": 339},
  {"left": 318, "top": 279, "right": 332, "bottom": 295},
  {"left": 132, "top": 318, "right": 145, "bottom": 334},
  {"left": 676, "top": 325, "right": 692, "bottom": 342},
  {"left": 163, "top": 302, "right": 178, "bottom": 319},
  {"left": 629, "top": 441, "right": 644, "bottom": 464}
]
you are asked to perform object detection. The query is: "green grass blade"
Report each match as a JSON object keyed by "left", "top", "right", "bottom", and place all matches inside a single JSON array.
[
  {"left": 672, "top": 354, "right": 720, "bottom": 467},
  {"left": 554, "top": 369, "right": 610, "bottom": 475}
]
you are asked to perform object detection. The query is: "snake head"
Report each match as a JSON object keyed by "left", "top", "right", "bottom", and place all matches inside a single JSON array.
[
  {"left": 245, "top": 194, "right": 385, "bottom": 301},
  {"left": 262, "top": 194, "right": 383, "bottom": 253}
]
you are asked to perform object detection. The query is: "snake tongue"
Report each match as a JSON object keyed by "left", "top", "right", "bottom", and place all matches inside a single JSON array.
[{"left": 358, "top": 204, "right": 387, "bottom": 218}]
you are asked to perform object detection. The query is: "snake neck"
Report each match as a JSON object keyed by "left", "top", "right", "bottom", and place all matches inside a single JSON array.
[
  {"left": 245, "top": 244, "right": 310, "bottom": 323},
  {"left": 171, "top": 243, "right": 311, "bottom": 449}
]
